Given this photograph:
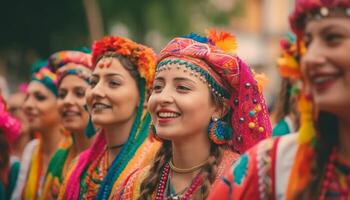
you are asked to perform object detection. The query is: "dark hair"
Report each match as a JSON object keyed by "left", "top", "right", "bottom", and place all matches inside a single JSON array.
[
  {"left": 96, "top": 52, "right": 141, "bottom": 81},
  {"left": 272, "top": 78, "right": 299, "bottom": 127},
  {"left": 296, "top": 112, "right": 338, "bottom": 199}
]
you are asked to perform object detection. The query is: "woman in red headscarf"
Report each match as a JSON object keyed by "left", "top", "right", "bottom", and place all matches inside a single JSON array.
[
  {"left": 118, "top": 30, "right": 271, "bottom": 200},
  {"left": 208, "top": 0, "right": 350, "bottom": 199}
]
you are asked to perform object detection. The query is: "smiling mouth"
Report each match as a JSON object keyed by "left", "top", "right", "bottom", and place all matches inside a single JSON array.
[
  {"left": 311, "top": 73, "right": 341, "bottom": 91},
  {"left": 62, "top": 111, "right": 81, "bottom": 117},
  {"left": 92, "top": 103, "right": 112, "bottom": 112},
  {"left": 157, "top": 111, "right": 181, "bottom": 123}
]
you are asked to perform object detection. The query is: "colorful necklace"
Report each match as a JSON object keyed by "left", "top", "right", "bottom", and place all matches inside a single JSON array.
[
  {"left": 156, "top": 163, "right": 203, "bottom": 200},
  {"left": 319, "top": 149, "right": 350, "bottom": 200}
]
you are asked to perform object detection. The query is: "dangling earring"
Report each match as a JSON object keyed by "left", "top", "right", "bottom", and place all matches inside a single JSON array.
[
  {"left": 150, "top": 123, "right": 162, "bottom": 141},
  {"left": 83, "top": 104, "right": 96, "bottom": 138},
  {"left": 208, "top": 117, "right": 232, "bottom": 145}
]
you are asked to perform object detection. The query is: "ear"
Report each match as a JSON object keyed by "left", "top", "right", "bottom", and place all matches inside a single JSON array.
[{"left": 213, "top": 100, "right": 230, "bottom": 119}]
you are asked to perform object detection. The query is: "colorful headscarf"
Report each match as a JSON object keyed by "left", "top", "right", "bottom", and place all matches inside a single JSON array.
[
  {"left": 91, "top": 36, "right": 157, "bottom": 89},
  {"left": 0, "top": 96, "right": 21, "bottom": 144},
  {"left": 48, "top": 50, "right": 93, "bottom": 85},
  {"left": 32, "top": 67, "right": 58, "bottom": 96},
  {"left": 157, "top": 30, "right": 271, "bottom": 153},
  {"left": 62, "top": 36, "right": 156, "bottom": 200}
]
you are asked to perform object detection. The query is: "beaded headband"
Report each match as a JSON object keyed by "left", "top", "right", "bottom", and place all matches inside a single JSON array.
[
  {"left": 0, "top": 96, "right": 21, "bottom": 144},
  {"left": 32, "top": 67, "right": 58, "bottom": 96},
  {"left": 157, "top": 30, "right": 271, "bottom": 153},
  {"left": 92, "top": 36, "right": 157, "bottom": 89},
  {"left": 290, "top": 0, "right": 350, "bottom": 35},
  {"left": 47, "top": 50, "right": 92, "bottom": 85}
]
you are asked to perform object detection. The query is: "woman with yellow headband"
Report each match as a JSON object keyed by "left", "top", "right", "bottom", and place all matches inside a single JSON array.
[
  {"left": 118, "top": 30, "right": 271, "bottom": 200},
  {"left": 208, "top": 0, "right": 350, "bottom": 199},
  {"left": 57, "top": 36, "right": 160, "bottom": 200}
]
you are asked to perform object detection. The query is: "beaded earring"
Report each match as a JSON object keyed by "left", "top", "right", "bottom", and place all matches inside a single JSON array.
[{"left": 208, "top": 117, "right": 232, "bottom": 144}]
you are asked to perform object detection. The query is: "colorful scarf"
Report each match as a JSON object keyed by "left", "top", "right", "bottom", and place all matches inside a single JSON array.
[
  {"left": 157, "top": 30, "right": 271, "bottom": 153},
  {"left": 40, "top": 134, "right": 73, "bottom": 200},
  {"left": 32, "top": 67, "right": 58, "bottom": 97},
  {"left": 22, "top": 141, "right": 42, "bottom": 200}
]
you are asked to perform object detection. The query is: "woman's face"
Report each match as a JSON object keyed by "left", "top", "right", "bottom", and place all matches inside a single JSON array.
[
  {"left": 86, "top": 57, "right": 140, "bottom": 127},
  {"left": 148, "top": 63, "right": 219, "bottom": 141},
  {"left": 302, "top": 17, "right": 350, "bottom": 116},
  {"left": 57, "top": 75, "right": 90, "bottom": 133},
  {"left": 23, "top": 81, "right": 60, "bottom": 131}
]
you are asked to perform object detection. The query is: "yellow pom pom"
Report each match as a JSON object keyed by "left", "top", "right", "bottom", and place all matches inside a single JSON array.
[
  {"left": 258, "top": 127, "right": 264, "bottom": 133},
  {"left": 248, "top": 122, "right": 256, "bottom": 129}
]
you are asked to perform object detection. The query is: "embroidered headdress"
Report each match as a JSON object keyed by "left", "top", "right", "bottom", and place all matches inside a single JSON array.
[
  {"left": 32, "top": 67, "right": 58, "bottom": 96},
  {"left": 157, "top": 30, "right": 271, "bottom": 153},
  {"left": 91, "top": 36, "right": 157, "bottom": 89},
  {"left": 48, "top": 50, "right": 92, "bottom": 85}
]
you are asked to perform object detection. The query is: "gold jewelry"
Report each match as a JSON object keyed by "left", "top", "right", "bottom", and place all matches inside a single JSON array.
[{"left": 169, "top": 159, "right": 208, "bottom": 174}]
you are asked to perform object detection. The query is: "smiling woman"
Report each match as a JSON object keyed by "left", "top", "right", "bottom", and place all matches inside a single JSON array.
[
  {"left": 38, "top": 50, "right": 94, "bottom": 200},
  {"left": 207, "top": 0, "right": 350, "bottom": 199},
  {"left": 11, "top": 67, "right": 63, "bottom": 200},
  {"left": 57, "top": 36, "right": 161, "bottom": 200},
  {"left": 119, "top": 30, "right": 271, "bottom": 200}
]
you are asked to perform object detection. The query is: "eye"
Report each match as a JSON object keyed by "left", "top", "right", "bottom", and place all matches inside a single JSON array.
[
  {"left": 152, "top": 83, "right": 163, "bottom": 93},
  {"left": 89, "top": 78, "right": 98, "bottom": 88},
  {"left": 108, "top": 80, "right": 121, "bottom": 88},
  {"left": 58, "top": 90, "right": 67, "bottom": 99},
  {"left": 176, "top": 85, "right": 191, "bottom": 93},
  {"left": 324, "top": 33, "right": 343, "bottom": 45},
  {"left": 75, "top": 88, "right": 86, "bottom": 98},
  {"left": 35, "top": 93, "right": 47, "bottom": 101}
]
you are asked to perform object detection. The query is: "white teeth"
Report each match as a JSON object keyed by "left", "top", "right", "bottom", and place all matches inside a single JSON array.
[
  {"left": 158, "top": 112, "right": 180, "bottom": 118},
  {"left": 313, "top": 76, "right": 336, "bottom": 84},
  {"left": 93, "top": 103, "right": 110, "bottom": 111},
  {"left": 64, "top": 111, "right": 79, "bottom": 116}
]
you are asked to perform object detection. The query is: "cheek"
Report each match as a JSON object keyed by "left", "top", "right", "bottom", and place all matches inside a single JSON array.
[{"left": 147, "top": 95, "right": 157, "bottom": 116}]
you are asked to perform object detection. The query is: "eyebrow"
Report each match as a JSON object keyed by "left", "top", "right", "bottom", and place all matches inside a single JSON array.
[
  {"left": 91, "top": 73, "right": 124, "bottom": 78},
  {"left": 154, "top": 76, "right": 196, "bottom": 84}
]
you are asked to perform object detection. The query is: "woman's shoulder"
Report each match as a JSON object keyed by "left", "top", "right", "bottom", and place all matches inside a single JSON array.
[{"left": 207, "top": 133, "right": 299, "bottom": 200}]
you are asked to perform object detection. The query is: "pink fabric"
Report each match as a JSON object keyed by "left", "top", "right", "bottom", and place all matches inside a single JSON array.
[
  {"left": 0, "top": 96, "right": 21, "bottom": 144},
  {"left": 158, "top": 36, "right": 271, "bottom": 153},
  {"left": 64, "top": 130, "right": 106, "bottom": 200}
]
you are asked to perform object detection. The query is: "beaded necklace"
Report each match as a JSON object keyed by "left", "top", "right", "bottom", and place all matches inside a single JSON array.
[
  {"left": 156, "top": 163, "right": 203, "bottom": 200},
  {"left": 319, "top": 149, "right": 350, "bottom": 200}
]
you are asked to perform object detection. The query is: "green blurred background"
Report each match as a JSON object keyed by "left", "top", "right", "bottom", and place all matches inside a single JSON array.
[{"left": 0, "top": 0, "right": 294, "bottom": 104}]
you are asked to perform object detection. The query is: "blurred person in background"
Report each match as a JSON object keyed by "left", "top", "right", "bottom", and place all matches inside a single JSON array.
[
  {"left": 0, "top": 95, "right": 21, "bottom": 200},
  {"left": 207, "top": 0, "right": 350, "bottom": 199},
  {"left": 11, "top": 67, "right": 63, "bottom": 200},
  {"left": 40, "top": 50, "right": 95, "bottom": 200}
]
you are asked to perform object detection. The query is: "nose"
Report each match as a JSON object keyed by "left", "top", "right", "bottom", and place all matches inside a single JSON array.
[
  {"left": 302, "top": 39, "right": 327, "bottom": 70},
  {"left": 23, "top": 95, "right": 34, "bottom": 111},
  {"left": 62, "top": 92, "right": 75, "bottom": 106},
  {"left": 156, "top": 87, "right": 174, "bottom": 106},
  {"left": 90, "top": 80, "right": 106, "bottom": 99}
]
